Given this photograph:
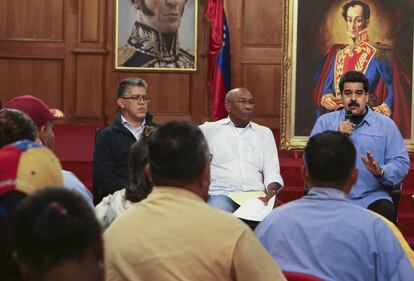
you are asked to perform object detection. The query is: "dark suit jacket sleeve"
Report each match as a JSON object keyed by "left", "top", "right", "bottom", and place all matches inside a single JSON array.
[{"left": 93, "top": 129, "right": 127, "bottom": 195}]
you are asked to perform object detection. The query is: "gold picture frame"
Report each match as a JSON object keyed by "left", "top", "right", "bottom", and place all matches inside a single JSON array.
[
  {"left": 114, "top": 0, "right": 198, "bottom": 71},
  {"left": 281, "top": 0, "right": 414, "bottom": 151}
]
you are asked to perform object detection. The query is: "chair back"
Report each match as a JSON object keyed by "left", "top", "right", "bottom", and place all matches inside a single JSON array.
[{"left": 283, "top": 271, "right": 322, "bottom": 281}]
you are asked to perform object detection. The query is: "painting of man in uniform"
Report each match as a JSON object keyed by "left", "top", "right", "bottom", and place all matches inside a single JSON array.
[
  {"left": 115, "top": 0, "right": 196, "bottom": 71},
  {"left": 294, "top": 0, "right": 413, "bottom": 138}
]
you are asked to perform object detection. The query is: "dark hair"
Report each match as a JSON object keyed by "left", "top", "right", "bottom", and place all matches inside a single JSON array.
[
  {"left": 342, "top": 0, "right": 370, "bottom": 21},
  {"left": 117, "top": 77, "right": 148, "bottom": 98},
  {"left": 305, "top": 131, "right": 356, "bottom": 186},
  {"left": 339, "top": 71, "right": 369, "bottom": 93},
  {"left": 0, "top": 109, "right": 37, "bottom": 148},
  {"left": 13, "top": 188, "right": 102, "bottom": 273},
  {"left": 125, "top": 126, "right": 154, "bottom": 202},
  {"left": 0, "top": 191, "right": 27, "bottom": 281},
  {"left": 148, "top": 120, "right": 209, "bottom": 186}
]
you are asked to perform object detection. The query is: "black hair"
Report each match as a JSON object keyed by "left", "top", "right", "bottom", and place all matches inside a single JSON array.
[
  {"left": 342, "top": 0, "right": 370, "bottom": 21},
  {"left": 125, "top": 126, "right": 154, "bottom": 202},
  {"left": 148, "top": 120, "right": 209, "bottom": 186},
  {"left": 0, "top": 109, "right": 37, "bottom": 148},
  {"left": 117, "top": 77, "right": 148, "bottom": 98},
  {"left": 339, "top": 71, "right": 369, "bottom": 93},
  {"left": 13, "top": 188, "right": 102, "bottom": 273},
  {"left": 305, "top": 131, "right": 356, "bottom": 186}
]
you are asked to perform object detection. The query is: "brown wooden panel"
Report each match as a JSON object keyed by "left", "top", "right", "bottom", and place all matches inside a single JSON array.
[
  {"left": 80, "top": 0, "right": 100, "bottom": 42},
  {"left": 0, "top": 58, "right": 63, "bottom": 107},
  {"left": 75, "top": 55, "right": 104, "bottom": 117},
  {"left": 0, "top": 0, "right": 64, "bottom": 40},
  {"left": 243, "top": 63, "right": 281, "bottom": 121},
  {"left": 242, "top": 0, "right": 282, "bottom": 46}
]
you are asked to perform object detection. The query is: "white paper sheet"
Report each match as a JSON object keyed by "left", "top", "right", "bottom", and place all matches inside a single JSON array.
[{"left": 233, "top": 196, "right": 275, "bottom": 221}]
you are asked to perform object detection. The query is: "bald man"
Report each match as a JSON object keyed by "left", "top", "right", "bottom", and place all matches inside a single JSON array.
[{"left": 200, "top": 88, "right": 284, "bottom": 213}]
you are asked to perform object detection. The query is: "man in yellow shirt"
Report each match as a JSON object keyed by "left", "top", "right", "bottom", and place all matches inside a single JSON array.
[{"left": 104, "top": 120, "right": 286, "bottom": 281}]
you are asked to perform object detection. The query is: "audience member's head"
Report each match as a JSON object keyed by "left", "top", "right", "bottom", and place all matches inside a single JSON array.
[
  {"left": 13, "top": 188, "right": 103, "bottom": 281},
  {"left": 126, "top": 125, "right": 155, "bottom": 202},
  {"left": 224, "top": 87, "right": 255, "bottom": 128},
  {"left": 4, "top": 95, "right": 65, "bottom": 150},
  {"left": 0, "top": 140, "right": 64, "bottom": 281},
  {"left": 0, "top": 108, "right": 38, "bottom": 148},
  {"left": 147, "top": 120, "right": 210, "bottom": 199},
  {"left": 304, "top": 131, "right": 357, "bottom": 192}
]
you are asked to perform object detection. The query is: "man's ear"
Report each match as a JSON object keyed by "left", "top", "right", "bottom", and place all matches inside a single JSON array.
[
  {"left": 224, "top": 100, "right": 231, "bottom": 113},
  {"left": 38, "top": 125, "right": 46, "bottom": 144},
  {"left": 343, "top": 168, "right": 358, "bottom": 194},
  {"left": 197, "top": 165, "right": 211, "bottom": 200},
  {"left": 117, "top": 98, "right": 125, "bottom": 109},
  {"left": 301, "top": 165, "right": 310, "bottom": 186},
  {"left": 144, "top": 164, "right": 153, "bottom": 183}
]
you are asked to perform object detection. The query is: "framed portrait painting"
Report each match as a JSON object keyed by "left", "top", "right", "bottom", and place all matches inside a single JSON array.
[
  {"left": 281, "top": 0, "right": 414, "bottom": 151},
  {"left": 114, "top": 0, "right": 198, "bottom": 71}
]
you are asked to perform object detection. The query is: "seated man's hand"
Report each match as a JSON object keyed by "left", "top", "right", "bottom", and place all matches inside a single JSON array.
[{"left": 258, "top": 183, "right": 282, "bottom": 208}]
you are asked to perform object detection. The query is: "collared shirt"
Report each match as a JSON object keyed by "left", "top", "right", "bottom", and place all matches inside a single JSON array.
[
  {"left": 256, "top": 187, "right": 414, "bottom": 281},
  {"left": 200, "top": 117, "right": 284, "bottom": 195},
  {"left": 121, "top": 115, "right": 146, "bottom": 141},
  {"left": 62, "top": 170, "right": 94, "bottom": 208},
  {"left": 310, "top": 108, "right": 409, "bottom": 207},
  {"left": 104, "top": 186, "right": 285, "bottom": 281}
]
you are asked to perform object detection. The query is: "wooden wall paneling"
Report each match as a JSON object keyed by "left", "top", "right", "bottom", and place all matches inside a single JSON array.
[
  {"left": 242, "top": 0, "right": 282, "bottom": 46},
  {"left": 70, "top": 0, "right": 108, "bottom": 123},
  {"left": 73, "top": 54, "right": 104, "bottom": 123},
  {"left": 191, "top": 0, "right": 210, "bottom": 124},
  {"left": 0, "top": 58, "right": 63, "bottom": 108},
  {"left": 226, "top": 0, "right": 283, "bottom": 129},
  {"left": 80, "top": 0, "right": 100, "bottom": 42},
  {"left": 0, "top": 0, "right": 64, "bottom": 41},
  {"left": 242, "top": 62, "right": 281, "bottom": 128}
]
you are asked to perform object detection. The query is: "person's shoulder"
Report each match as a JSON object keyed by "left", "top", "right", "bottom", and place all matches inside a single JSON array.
[
  {"left": 118, "top": 45, "right": 137, "bottom": 66},
  {"left": 250, "top": 121, "right": 272, "bottom": 132},
  {"left": 316, "top": 110, "right": 341, "bottom": 123},
  {"left": 370, "top": 109, "right": 395, "bottom": 125},
  {"left": 202, "top": 204, "right": 252, "bottom": 234},
  {"left": 370, "top": 42, "right": 392, "bottom": 61},
  {"left": 199, "top": 119, "right": 225, "bottom": 131}
]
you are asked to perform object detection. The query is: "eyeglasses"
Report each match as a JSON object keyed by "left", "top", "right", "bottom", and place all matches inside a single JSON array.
[
  {"left": 121, "top": 95, "right": 151, "bottom": 103},
  {"left": 226, "top": 99, "right": 256, "bottom": 106}
]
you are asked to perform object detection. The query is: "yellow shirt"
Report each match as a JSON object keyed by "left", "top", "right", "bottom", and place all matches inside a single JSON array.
[{"left": 104, "top": 186, "right": 286, "bottom": 281}]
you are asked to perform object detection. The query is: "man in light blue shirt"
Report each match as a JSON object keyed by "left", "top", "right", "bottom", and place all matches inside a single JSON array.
[
  {"left": 256, "top": 131, "right": 414, "bottom": 280},
  {"left": 310, "top": 71, "right": 409, "bottom": 223}
]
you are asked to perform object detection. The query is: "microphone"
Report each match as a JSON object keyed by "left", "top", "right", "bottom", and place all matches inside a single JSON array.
[{"left": 345, "top": 110, "right": 354, "bottom": 124}]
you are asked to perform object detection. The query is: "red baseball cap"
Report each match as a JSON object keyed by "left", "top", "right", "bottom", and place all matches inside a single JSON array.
[{"left": 4, "top": 95, "right": 65, "bottom": 128}]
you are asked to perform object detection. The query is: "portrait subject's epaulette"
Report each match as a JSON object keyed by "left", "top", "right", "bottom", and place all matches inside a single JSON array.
[
  {"left": 118, "top": 45, "right": 136, "bottom": 66},
  {"left": 372, "top": 42, "right": 392, "bottom": 61}
]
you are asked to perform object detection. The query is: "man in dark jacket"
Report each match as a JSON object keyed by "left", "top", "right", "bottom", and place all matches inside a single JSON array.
[{"left": 93, "top": 78, "right": 157, "bottom": 203}]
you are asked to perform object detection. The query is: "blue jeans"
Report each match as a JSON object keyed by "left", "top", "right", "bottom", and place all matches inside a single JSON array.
[{"left": 207, "top": 195, "right": 239, "bottom": 212}]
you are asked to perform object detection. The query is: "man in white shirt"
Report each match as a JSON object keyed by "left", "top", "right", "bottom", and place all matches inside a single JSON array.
[{"left": 200, "top": 88, "right": 284, "bottom": 212}]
